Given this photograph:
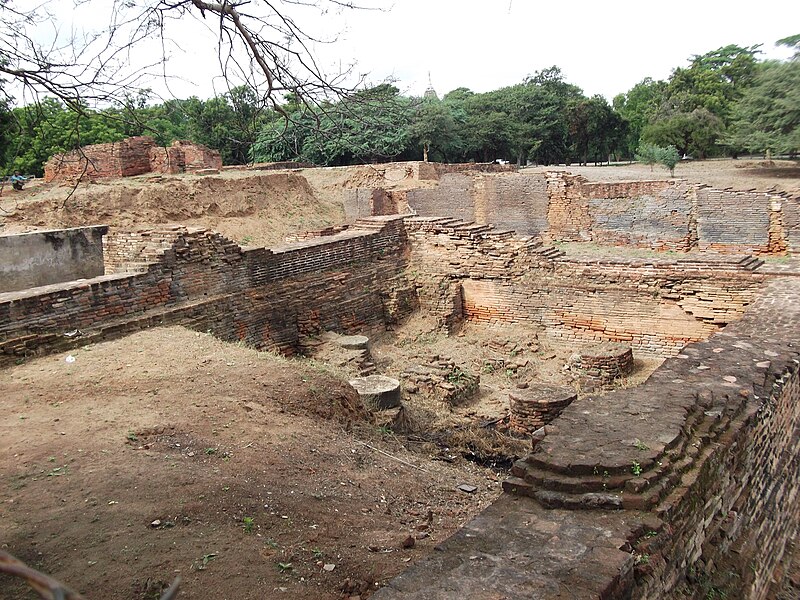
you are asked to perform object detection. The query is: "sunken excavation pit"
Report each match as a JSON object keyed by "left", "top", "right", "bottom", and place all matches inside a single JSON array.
[{"left": 2, "top": 162, "right": 800, "bottom": 600}]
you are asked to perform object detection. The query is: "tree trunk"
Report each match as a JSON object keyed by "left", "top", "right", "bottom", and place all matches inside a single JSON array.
[{"left": 423, "top": 144, "right": 429, "bottom": 163}]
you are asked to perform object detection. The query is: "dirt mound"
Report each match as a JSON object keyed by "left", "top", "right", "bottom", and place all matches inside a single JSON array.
[
  {"left": 0, "top": 171, "right": 345, "bottom": 246},
  {"left": 265, "top": 360, "right": 370, "bottom": 424}
]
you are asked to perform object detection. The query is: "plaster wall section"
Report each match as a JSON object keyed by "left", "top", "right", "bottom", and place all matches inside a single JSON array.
[
  {"left": 781, "top": 196, "right": 800, "bottom": 252},
  {"left": 406, "top": 174, "right": 476, "bottom": 223},
  {"left": 483, "top": 173, "right": 549, "bottom": 235},
  {"left": 546, "top": 174, "right": 693, "bottom": 250},
  {"left": 695, "top": 187, "right": 772, "bottom": 253},
  {"left": 0, "top": 226, "right": 108, "bottom": 293}
]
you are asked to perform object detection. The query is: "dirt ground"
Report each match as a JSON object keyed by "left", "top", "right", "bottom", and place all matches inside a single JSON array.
[
  {"left": 0, "top": 163, "right": 437, "bottom": 244},
  {"left": 4, "top": 159, "right": 795, "bottom": 247},
  {"left": 0, "top": 327, "right": 510, "bottom": 600},
  {"left": 0, "top": 314, "right": 663, "bottom": 600}
]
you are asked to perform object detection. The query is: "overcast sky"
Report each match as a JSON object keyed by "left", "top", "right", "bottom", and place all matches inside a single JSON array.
[
  {"left": 29, "top": 0, "right": 800, "bottom": 105},
  {"left": 328, "top": 0, "right": 799, "bottom": 100}
]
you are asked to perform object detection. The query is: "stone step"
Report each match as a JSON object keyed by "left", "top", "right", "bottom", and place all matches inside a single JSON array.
[{"left": 737, "top": 255, "right": 765, "bottom": 271}]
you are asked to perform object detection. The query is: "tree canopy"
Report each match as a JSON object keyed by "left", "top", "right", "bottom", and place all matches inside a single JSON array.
[{"left": 0, "top": 21, "right": 797, "bottom": 176}]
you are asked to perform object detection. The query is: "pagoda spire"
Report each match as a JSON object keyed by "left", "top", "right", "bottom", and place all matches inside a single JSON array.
[{"left": 423, "top": 72, "right": 438, "bottom": 100}]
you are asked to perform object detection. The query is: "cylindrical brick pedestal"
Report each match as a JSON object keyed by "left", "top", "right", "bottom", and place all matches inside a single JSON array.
[
  {"left": 509, "top": 385, "right": 577, "bottom": 435},
  {"left": 568, "top": 343, "right": 633, "bottom": 385}
]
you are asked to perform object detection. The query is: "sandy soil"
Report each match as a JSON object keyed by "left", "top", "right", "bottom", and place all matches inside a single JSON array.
[{"left": 0, "top": 327, "right": 505, "bottom": 600}]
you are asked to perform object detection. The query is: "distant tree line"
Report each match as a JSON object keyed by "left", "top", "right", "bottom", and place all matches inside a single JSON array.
[{"left": 1, "top": 36, "right": 797, "bottom": 177}]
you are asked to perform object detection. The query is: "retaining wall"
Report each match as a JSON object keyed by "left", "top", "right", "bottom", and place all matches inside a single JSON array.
[
  {"left": 376, "top": 273, "right": 800, "bottom": 600},
  {"left": 404, "top": 217, "right": 764, "bottom": 356},
  {"left": 0, "top": 217, "right": 414, "bottom": 364},
  {"left": 404, "top": 169, "right": 800, "bottom": 254}
]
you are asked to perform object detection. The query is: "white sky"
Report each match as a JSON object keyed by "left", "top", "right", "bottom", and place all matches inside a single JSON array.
[
  {"left": 329, "top": 0, "right": 799, "bottom": 100},
  {"left": 22, "top": 0, "right": 800, "bottom": 105}
]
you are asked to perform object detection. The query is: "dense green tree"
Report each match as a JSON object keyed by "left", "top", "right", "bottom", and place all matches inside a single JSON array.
[
  {"left": 777, "top": 34, "right": 800, "bottom": 59},
  {"left": 252, "top": 84, "right": 413, "bottom": 165},
  {"left": 642, "top": 107, "right": 723, "bottom": 158},
  {"left": 641, "top": 45, "right": 762, "bottom": 159},
  {"left": 725, "top": 59, "right": 800, "bottom": 156},
  {"left": 3, "top": 98, "right": 130, "bottom": 176},
  {"left": 613, "top": 78, "right": 667, "bottom": 159},
  {"left": 523, "top": 67, "right": 583, "bottom": 165},
  {"left": 568, "top": 95, "right": 625, "bottom": 165},
  {"left": 408, "top": 96, "right": 458, "bottom": 162}
]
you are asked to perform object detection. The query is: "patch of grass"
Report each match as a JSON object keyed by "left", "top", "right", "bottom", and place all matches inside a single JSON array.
[
  {"left": 242, "top": 516, "right": 255, "bottom": 533},
  {"left": 47, "top": 466, "right": 67, "bottom": 477},
  {"left": 194, "top": 553, "right": 218, "bottom": 571}
]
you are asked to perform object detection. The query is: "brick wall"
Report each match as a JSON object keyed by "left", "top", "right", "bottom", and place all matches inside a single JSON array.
[
  {"left": 404, "top": 217, "right": 763, "bottom": 356},
  {"left": 406, "top": 174, "right": 477, "bottom": 223},
  {"left": 0, "top": 226, "right": 108, "bottom": 293},
  {"left": 45, "top": 137, "right": 222, "bottom": 182},
  {"left": 402, "top": 168, "right": 800, "bottom": 254},
  {"left": 0, "top": 217, "right": 413, "bottom": 365},
  {"left": 44, "top": 137, "right": 155, "bottom": 182},
  {"left": 482, "top": 173, "right": 549, "bottom": 235},
  {"left": 377, "top": 275, "right": 800, "bottom": 600}
]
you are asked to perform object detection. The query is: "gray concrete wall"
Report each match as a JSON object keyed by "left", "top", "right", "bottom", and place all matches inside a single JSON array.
[{"left": 0, "top": 226, "right": 108, "bottom": 293}]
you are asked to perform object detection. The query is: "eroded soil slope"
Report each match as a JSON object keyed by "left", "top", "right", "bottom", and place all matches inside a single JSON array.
[
  {"left": 0, "top": 171, "right": 344, "bottom": 247},
  {"left": 0, "top": 327, "right": 502, "bottom": 600}
]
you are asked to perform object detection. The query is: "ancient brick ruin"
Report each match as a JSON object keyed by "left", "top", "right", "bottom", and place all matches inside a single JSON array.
[
  {"left": 43, "top": 136, "right": 222, "bottom": 182},
  {"left": 2, "top": 161, "right": 800, "bottom": 599}
]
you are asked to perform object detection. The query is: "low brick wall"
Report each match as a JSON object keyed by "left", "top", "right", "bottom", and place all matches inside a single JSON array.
[
  {"left": 0, "top": 217, "right": 414, "bottom": 364},
  {"left": 0, "top": 226, "right": 108, "bottom": 293}
]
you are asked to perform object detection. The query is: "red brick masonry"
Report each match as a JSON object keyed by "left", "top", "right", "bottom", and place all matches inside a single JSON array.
[{"left": 44, "top": 137, "right": 222, "bottom": 182}]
